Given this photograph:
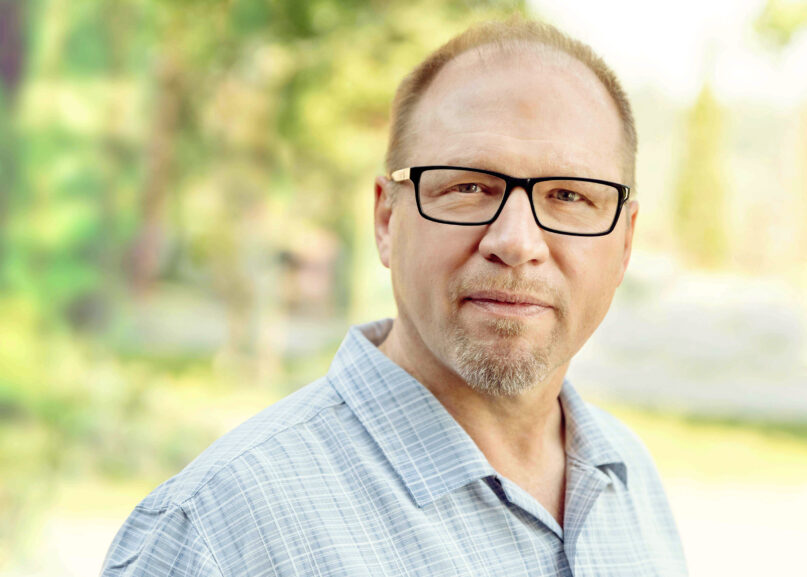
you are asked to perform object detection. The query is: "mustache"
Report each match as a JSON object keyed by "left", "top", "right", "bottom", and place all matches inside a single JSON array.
[{"left": 449, "top": 273, "right": 566, "bottom": 316}]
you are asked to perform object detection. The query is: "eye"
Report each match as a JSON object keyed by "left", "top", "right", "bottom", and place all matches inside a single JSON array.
[
  {"left": 552, "top": 189, "right": 585, "bottom": 202},
  {"left": 450, "top": 182, "right": 486, "bottom": 194}
]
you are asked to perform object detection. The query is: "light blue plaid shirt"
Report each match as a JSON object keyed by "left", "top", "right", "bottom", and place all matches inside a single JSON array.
[{"left": 102, "top": 319, "right": 687, "bottom": 576}]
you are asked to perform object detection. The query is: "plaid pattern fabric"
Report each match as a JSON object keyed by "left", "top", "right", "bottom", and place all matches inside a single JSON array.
[{"left": 101, "top": 319, "right": 687, "bottom": 576}]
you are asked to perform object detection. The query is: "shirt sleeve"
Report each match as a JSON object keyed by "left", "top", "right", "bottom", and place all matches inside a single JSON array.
[{"left": 101, "top": 503, "right": 223, "bottom": 577}]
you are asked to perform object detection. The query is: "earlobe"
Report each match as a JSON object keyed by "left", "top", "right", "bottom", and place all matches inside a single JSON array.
[{"left": 374, "top": 176, "right": 393, "bottom": 269}]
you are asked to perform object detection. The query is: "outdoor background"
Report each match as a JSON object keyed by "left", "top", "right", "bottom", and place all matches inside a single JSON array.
[{"left": 1, "top": 0, "right": 806, "bottom": 575}]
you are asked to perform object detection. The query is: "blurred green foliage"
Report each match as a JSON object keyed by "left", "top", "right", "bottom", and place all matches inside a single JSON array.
[
  {"left": 0, "top": 0, "right": 528, "bottom": 567},
  {"left": 756, "top": 0, "right": 807, "bottom": 48},
  {"left": 1, "top": 0, "right": 806, "bottom": 571}
]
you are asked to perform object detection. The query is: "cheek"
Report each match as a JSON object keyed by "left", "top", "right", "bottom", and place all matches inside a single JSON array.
[
  {"left": 554, "top": 239, "right": 624, "bottom": 321},
  {"left": 390, "top": 214, "right": 477, "bottom": 309}
]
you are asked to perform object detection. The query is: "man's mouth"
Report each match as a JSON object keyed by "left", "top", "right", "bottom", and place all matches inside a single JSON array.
[{"left": 463, "top": 290, "right": 553, "bottom": 317}]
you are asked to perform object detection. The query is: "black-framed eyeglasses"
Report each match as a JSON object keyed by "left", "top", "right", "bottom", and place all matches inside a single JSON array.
[{"left": 389, "top": 165, "right": 631, "bottom": 237}]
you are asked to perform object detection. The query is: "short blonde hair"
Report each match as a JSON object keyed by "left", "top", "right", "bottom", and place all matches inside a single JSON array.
[{"left": 385, "top": 18, "right": 637, "bottom": 187}]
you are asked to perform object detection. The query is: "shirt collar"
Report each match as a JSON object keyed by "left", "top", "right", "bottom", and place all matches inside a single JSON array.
[
  {"left": 327, "top": 319, "right": 494, "bottom": 508},
  {"left": 327, "top": 319, "right": 627, "bottom": 507},
  {"left": 560, "top": 381, "right": 628, "bottom": 487}
]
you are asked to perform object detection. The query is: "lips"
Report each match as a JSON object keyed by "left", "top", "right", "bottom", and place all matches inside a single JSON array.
[
  {"left": 463, "top": 290, "right": 553, "bottom": 317},
  {"left": 464, "top": 290, "right": 552, "bottom": 307}
]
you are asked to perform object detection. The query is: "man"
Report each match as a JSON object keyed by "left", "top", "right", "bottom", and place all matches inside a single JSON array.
[{"left": 102, "top": 19, "right": 687, "bottom": 576}]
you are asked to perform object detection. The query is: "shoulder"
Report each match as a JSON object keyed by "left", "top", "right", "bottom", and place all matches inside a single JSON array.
[
  {"left": 139, "top": 376, "right": 344, "bottom": 513},
  {"left": 584, "top": 402, "right": 688, "bottom": 570},
  {"left": 583, "top": 401, "right": 683, "bottom": 544},
  {"left": 102, "top": 377, "right": 351, "bottom": 574}
]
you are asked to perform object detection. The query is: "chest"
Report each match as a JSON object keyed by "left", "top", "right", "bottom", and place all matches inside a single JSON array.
[{"left": 200, "top": 474, "right": 685, "bottom": 577}]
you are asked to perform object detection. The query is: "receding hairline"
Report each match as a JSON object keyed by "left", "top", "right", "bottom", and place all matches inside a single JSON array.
[
  {"left": 411, "top": 41, "right": 623, "bottom": 148},
  {"left": 434, "top": 38, "right": 594, "bottom": 77}
]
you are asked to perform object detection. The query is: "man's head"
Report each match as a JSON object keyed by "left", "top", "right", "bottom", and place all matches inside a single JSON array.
[{"left": 374, "top": 19, "right": 639, "bottom": 398}]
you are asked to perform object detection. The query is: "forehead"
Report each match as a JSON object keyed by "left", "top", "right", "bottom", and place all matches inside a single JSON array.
[{"left": 408, "top": 44, "right": 625, "bottom": 180}]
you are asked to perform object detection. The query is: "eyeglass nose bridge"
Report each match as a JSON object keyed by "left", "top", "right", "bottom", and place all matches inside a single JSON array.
[{"left": 489, "top": 176, "right": 544, "bottom": 229}]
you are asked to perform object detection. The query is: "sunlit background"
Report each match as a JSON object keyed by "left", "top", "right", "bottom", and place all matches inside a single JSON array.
[{"left": 1, "top": 0, "right": 805, "bottom": 575}]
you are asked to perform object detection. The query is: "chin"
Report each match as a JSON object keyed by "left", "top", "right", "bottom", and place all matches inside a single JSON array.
[{"left": 448, "top": 323, "right": 556, "bottom": 398}]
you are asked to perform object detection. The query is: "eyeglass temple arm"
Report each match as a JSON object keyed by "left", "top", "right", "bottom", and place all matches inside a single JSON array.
[{"left": 390, "top": 168, "right": 410, "bottom": 182}]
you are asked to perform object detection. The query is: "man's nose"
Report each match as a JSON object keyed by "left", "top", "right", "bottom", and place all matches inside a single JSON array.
[{"left": 478, "top": 187, "right": 551, "bottom": 267}]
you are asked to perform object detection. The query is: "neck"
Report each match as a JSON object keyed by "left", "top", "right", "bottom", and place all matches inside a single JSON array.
[{"left": 378, "top": 318, "right": 568, "bottom": 471}]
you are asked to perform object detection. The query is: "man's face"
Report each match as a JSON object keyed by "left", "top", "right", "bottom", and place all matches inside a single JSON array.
[{"left": 375, "top": 46, "right": 638, "bottom": 397}]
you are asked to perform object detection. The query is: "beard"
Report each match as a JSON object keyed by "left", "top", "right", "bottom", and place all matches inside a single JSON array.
[{"left": 446, "top": 276, "right": 566, "bottom": 397}]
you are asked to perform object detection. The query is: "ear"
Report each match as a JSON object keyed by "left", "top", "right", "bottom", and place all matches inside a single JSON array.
[
  {"left": 374, "top": 176, "right": 394, "bottom": 269},
  {"left": 616, "top": 200, "right": 639, "bottom": 286}
]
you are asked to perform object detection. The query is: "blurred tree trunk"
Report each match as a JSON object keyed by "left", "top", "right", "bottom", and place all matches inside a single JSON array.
[
  {"left": 799, "top": 103, "right": 807, "bottom": 285},
  {"left": 0, "top": 0, "right": 24, "bottom": 286},
  {"left": 66, "top": 1, "right": 137, "bottom": 329},
  {"left": 0, "top": 1, "right": 23, "bottom": 98},
  {"left": 756, "top": 1, "right": 807, "bottom": 283},
  {"left": 673, "top": 84, "right": 728, "bottom": 268},
  {"left": 128, "top": 51, "right": 183, "bottom": 295},
  {"left": 99, "top": 0, "right": 130, "bottom": 293}
]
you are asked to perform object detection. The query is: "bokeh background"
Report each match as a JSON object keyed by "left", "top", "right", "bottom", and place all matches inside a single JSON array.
[{"left": 1, "top": 0, "right": 806, "bottom": 575}]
